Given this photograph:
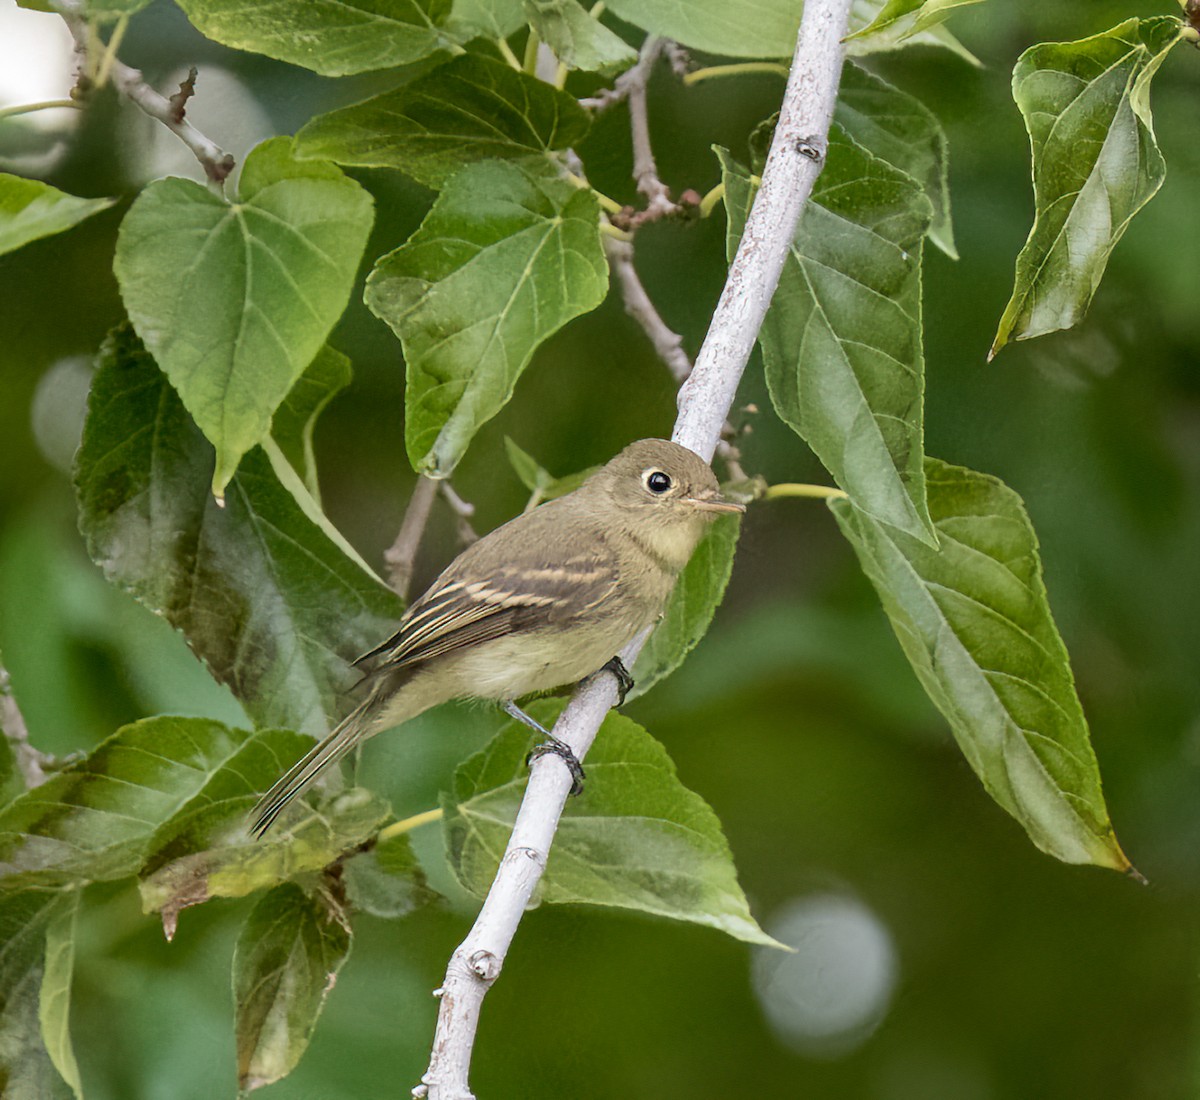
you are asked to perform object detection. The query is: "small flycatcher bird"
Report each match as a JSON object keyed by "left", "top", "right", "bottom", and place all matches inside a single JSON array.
[{"left": 249, "top": 438, "right": 743, "bottom": 836}]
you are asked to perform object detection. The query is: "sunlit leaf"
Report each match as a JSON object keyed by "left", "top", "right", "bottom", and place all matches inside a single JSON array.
[
  {"left": 444, "top": 704, "right": 783, "bottom": 947},
  {"left": 846, "top": 0, "right": 984, "bottom": 44},
  {"left": 233, "top": 883, "right": 351, "bottom": 1092},
  {"left": 295, "top": 54, "right": 590, "bottom": 188},
  {"left": 991, "top": 17, "right": 1182, "bottom": 357},
  {"left": 38, "top": 892, "right": 81, "bottom": 1100},
  {"left": 113, "top": 137, "right": 374, "bottom": 496},
  {"left": 445, "top": 0, "right": 523, "bottom": 39},
  {"left": 720, "top": 140, "right": 935, "bottom": 544},
  {"left": 175, "top": 0, "right": 456, "bottom": 76},
  {"left": 0, "top": 174, "right": 114, "bottom": 258},
  {"left": 75, "top": 326, "right": 403, "bottom": 735},
  {"left": 366, "top": 160, "right": 607, "bottom": 476},
  {"left": 631, "top": 514, "right": 740, "bottom": 699},
  {"left": 343, "top": 832, "right": 440, "bottom": 918},
  {"left": 523, "top": 0, "right": 636, "bottom": 74},
  {"left": 830, "top": 459, "right": 1132, "bottom": 871},
  {"left": 270, "top": 345, "right": 353, "bottom": 503}
]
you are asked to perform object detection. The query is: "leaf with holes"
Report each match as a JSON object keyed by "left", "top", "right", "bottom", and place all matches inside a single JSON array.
[
  {"left": 830, "top": 459, "right": 1131, "bottom": 871},
  {"left": 366, "top": 160, "right": 607, "bottom": 476}
]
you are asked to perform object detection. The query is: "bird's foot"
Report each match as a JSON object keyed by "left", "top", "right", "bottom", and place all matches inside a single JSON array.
[
  {"left": 502, "top": 700, "right": 585, "bottom": 795},
  {"left": 601, "top": 656, "right": 634, "bottom": 706}
]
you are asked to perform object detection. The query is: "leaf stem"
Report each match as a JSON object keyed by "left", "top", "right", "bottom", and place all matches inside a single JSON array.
[
  {"left": 94, "top": 14, "right": 128, "bottom": 89},
  {"left": 523, "top": 28, "right": 541, "bottom": 75},
  {"left": 698, "top": 182, "right": 724, "bottom": 218},
  {"left": 563, "top": 170, "right": 623, "bottom": 215},
  {"left": 684, "top": 61, "right": 789, "bottom": 86},
  {"left": 765, "top": 482, "right": 848, "bottom": 501},
  {"left": 495, "top": 37, "right": 522, "bottom": 70},
  {"left": 0, "top": 99, "right": 81, "bottom": 121},
  {"left": 377, "top": 807, "right": 443, "bottom": 844}
]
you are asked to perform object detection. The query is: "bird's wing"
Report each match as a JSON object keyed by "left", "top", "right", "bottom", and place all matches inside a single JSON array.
[{"left": 355, "top": 549, "right": 621, "bottom": 675}]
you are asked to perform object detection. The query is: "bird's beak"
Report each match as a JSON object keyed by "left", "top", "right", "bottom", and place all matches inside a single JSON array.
[{"left": 685, "top": 494, "right": 746, "bottom": 515}]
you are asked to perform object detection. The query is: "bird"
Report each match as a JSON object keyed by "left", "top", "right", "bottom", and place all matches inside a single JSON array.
[{"left": 249, "top": 438, "right": 744, "bottom": 837}]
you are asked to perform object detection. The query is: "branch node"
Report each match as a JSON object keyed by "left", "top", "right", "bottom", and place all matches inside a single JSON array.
[
  {"left": 468, "top": 950, "right": 502, "bottom": 981},
  {"left": 795, "top": 136, "right": 826, "bottom": 162}
]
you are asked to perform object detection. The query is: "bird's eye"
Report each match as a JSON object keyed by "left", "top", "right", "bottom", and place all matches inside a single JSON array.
[{"left": 644, "top": 469, "right": 672, "bottom": 494}]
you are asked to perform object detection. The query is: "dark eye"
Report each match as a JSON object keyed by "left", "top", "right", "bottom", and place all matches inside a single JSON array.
[{"left": 646, "top": 470, "right": 672, "bottom": 494}]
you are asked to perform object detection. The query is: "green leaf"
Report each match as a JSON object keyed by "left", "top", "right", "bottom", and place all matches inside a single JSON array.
[
  {"left": 0, "top": 174, "right": 114, "bottom": 258},
  {"left": 233, "top": 883, "right": 351, "bottom": 1092},
  {"left": 294, "top": 54, "right": 590, "bottom": 188},
  {"left": 445, "top": 0, "right": 524, "bottom": 39},
  {"left": 343, "top": 832, "right": 439, "bottom": 918},
  {"left": 0, "top": 716, "right": 258, "bottom": 890},
  {"left": 175, "top": 0, "right": 455, "bottom": 76},
  {"left": 366, "top": 160, "right": 607, "bottom": 476},
  {"left": 270, "top": 345, "right": 352, "bottom": 503},
  {"left": 829, "top": 459, "right": 1132, "bottom": 872},
  {"left": 113, "top": 136, "right": 374, "bottom": 497},
  {"left": 0, "top": 892, "right": 73, "bottom": 1100},
  {"left": 523, "top": 0, "right": 637, "bottom": 74},
  {"left": 140, "top": 779, "right": 390, "bottom": 940},
  {"left": 503, "top": 437, "right": 595, "bottom": 499},
  {"left": 38, "top": 892, "right": 81, "bottom": 1100},
  {"left": 0, "top": 680, "right": 25, "bottom": 808},
  {"left": 720, "top": 140, "right": 936, "bottom": 545},
  {"left": 835, "top": 62, "right": 957, "bottom": 259},
  {"left": 74, "top": 326, "right": 404, "bottom": 734},
  {"left": 846, "top": 0, "right": 984, "bottom": 44},
  {"left": 991, "top": 17, "right": 1182, "bottom": 357},
  {"left": 631, "top": 514, "right": 740, "bottom": 699},
  {"left": 444, "top": 704, "right": 782, "bottom": 947}
]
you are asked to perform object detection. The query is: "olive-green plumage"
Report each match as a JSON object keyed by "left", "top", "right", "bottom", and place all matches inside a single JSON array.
[{"left": 250, "top": 438, "right": 742, "bottom": 835}]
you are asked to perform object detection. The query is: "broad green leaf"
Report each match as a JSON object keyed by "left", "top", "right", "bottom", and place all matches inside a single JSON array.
[
  {"left": 444, "top": 704, "right": 782, "bottom": 947},
  {"left": 835, "top": 62, "right": 957, "bottom": 259},
  {"left": 846, "top": 0, "right": 981, "bottom": 65},
  {"left": 0, "top": 174, "right": 114, "bottom": 258},
  {"left": 503, "top": 437, "right": 595, "bottom": 501},
  {"left": 175, "top": 0, "right": 455, "bottom": 77},
  {"left": 846, "top": 0, "right": 984, "bottom": 43},
  {"left": 720, "top": 141, "right": 936, "bottom": 544},
  {"left": 75, "top": 327, "right": 404, "bottom": 735},
  {"left": 294, "top": 54, "right": 590, "bottom": 188},
  {"left": 366, "top": 161, "right": 607, "bottom": 476},
  {"left": 233, "top": 883, "right": 351, "bottom": 1092},
  {"left": 140, "top": 780, "right": 389, "bottom": 939},
  {"left": 445, "top": 0, "right": 523, "bottom": 39},
  {"left": 0, "top": 892, "right": 72, "bottom": 1100},
  {"left": 38, "top": 892, "right": 81, "bottom": 1100},
  {"left": 0, "top": 716, "right": 257, "bottom": 890},
  {"left": 830, "top": 459, "right": 1131, "bottom": 871},
  {"left": 113, "top": 136, "right": 374, "bottom": 497},
  {"left": 631, "top": 514, "right": 740, "bottom": 699},
  {"left": 343, "top": 832, "right": 439, "bottom": 918},
  {"left": 270, "top": 345, "right": 353, "bottom": 503},
  {"left": 991, "top": 17, "right": 1182, "bottom": 357},
  {"left": 523, "top": 0, "right": 637, "bottom": 74}
]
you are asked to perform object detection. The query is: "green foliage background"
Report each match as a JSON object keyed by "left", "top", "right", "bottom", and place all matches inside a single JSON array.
[{"left": 1, "top": 0, "right": 1199, "bottom": 1097}]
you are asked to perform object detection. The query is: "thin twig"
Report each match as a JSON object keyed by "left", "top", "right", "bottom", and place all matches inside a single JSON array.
[
  {"left": 384, "top": 476, "right": 439, "bottom": 599},
  {"left": 53, "top": 0, "right": 235, "bottom": 185},
  {"left": 440, "top": 482, "right": 479, "bottom": 546},
  {"left": 0, "top": 666, "right": 51, "bottom": 790},
  {"left": 418, "top": 2, "right": 852, "bottom": 1095}
]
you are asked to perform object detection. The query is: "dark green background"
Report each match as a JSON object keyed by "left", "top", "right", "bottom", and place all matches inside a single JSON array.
[{"left": 2, "top": 1, "right": 1198, "bottom": 1097}]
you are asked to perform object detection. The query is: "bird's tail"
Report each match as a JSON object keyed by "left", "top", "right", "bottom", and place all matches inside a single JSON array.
[{"left": 248, "top": 693, "right": 385, "bottom": 838}]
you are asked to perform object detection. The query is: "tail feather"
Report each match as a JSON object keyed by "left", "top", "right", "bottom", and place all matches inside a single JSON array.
[{"left": 249, "top": 698, "right": 380, "bottom": 838}]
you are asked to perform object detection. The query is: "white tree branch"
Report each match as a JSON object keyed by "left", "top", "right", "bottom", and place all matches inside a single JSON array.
[{"left": 417, "top": 2, "right": 853, "bottom": 1095}]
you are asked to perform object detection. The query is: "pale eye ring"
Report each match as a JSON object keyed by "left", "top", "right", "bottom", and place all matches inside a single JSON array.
[{"left": 644, "top": 469, "right": 672, "bottom": 494}]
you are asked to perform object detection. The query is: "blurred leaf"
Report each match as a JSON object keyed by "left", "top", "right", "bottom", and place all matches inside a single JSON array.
[
  {"left": 38, "top": 892, "right": 81, "bottom": 1100},
  {"left": 233, "top": 882, "right": 351, "bottom": 1092},
  {"left": 523, "top": 0, "right": 637, "bottom": 73},
  {"left": 0, "top": 675, "right": 24, "bottom": 806},
  {"left": 503, "top": 437, "right": 595, "bottom": 499},
  {"left": 294, "top": 55, "right": 590, "bottom": 188},
  {"left": 835, "top": 62, "right": 957, "bottom": 259},
  {"left": 0, "top": 891, "right": 73, "bottom": 1100},
  {"left": 846, "top": 0, "right": 984, "bottom": 43},
  {"left": 830, "top": 458, "right": 1132, "bottom": 871},
  {"left": 991, "top": 17, "right": 1181, "bottom": 357},
  {"left": 15, "top": 0, "right": 152, "bottom": 14},
  {"left": 445, "top": 0, "right": 523, "bottom": 38},
  {"left": 0, "top": 716, "right": 256, "bottom": 890},
  {"left": 343, "top": 831, "right": 439, "bottom": 918},
  {"left": 444, "top": 704, "right": 784, "bottom": 947},
  {"left": 75, "top": 326, "right": 404, "bottom": 735},
  {"left": 366, "top": 161, "right": 607, "bottom": 477},
  {"left": 175, "top": 0, "right": 456, "bottom": 77},
  {"left": 0, "top": 174, "right": 114, "bottom": 258},
  {"left": 270, "top": 345, "right": 352, "bottom": 503},
  {"left": 140, "top": 783, "right": 390, "bottom": 940},
  {"left": 113, "top": 137, "right": 374, "bottom": 497},
  {"left": 631, "top": 514, "right": 740, "bottom": 700},
  {"left": 720, "top": 140, "right": 935, "bottom": 545},
  {"left": 846, "top": 0, "right": 980, "bottom": 64}
]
